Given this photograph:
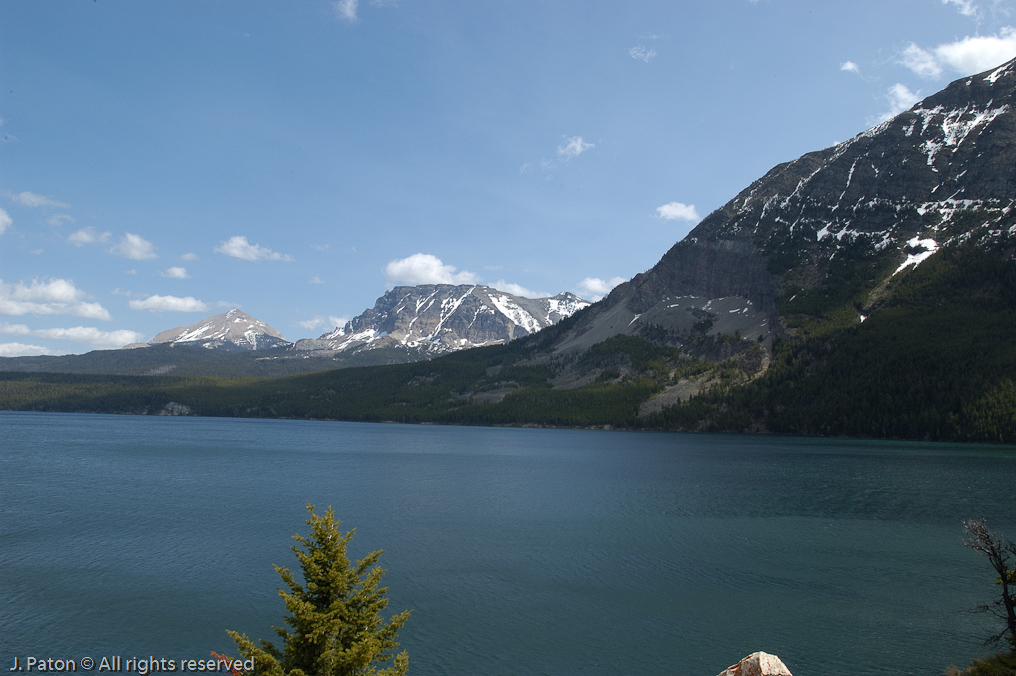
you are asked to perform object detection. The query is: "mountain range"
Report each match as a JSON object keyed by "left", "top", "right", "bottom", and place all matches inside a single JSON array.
[
  {"left": 0, "top": 286, "right": 589, "bottom": 377},
  {"left": 294, "top": 285, "right": 588, "bottom": 355},
  {"left": 4, "top": 58, "right": 1016, "bottom": 442}
]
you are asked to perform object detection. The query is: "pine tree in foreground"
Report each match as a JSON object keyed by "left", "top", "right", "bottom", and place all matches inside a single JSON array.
[{"left": 227, "top": 505, "right": 410, "bottom": 676}]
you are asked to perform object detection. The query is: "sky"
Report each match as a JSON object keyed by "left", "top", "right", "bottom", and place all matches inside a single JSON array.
[{"left": 3, "top": 0, "right": 1016, "bottom": 356}]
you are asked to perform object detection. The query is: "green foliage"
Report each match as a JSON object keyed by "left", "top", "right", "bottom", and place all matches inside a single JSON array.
[
  {"left": 949, "top": 651, "right": 1016, "bottom": 676},
  {"left": 648, "top": 245, "right": 1016, "bottom": 442},
  {"left": 227, "top": 505, "right": 410, "bottom": 676}
]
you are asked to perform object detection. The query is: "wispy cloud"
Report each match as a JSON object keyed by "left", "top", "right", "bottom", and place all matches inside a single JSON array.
[
  {"left": 67, "top": 227, "right": 111, "bottom": 247},
  {"left": 575, "top": 276, "right": 626, "bottom": 302},
  {"left": 297, "top": 315, "right": 348, "bottom": 332},
  {"left": 557, "top": 136, "right": 595, "bottom": 160},
  {"left": 875, "top": 83, "right": 921, "bottom": 123},
  {"left": 128, "top": 295, "right": 209, "bottom": 313},
  {"left": 901, "top": 28, "right": 1016, "bottom": 79},
  {"left": 0, "top": 342, "right": 53, "bottom": 357},
  {"left": 181, "top": 252, "right": 199, "bottom": 261},
  {"left": 656, "top": 202, "right": 701, "bottom": 222},
  {"left": 0, "top": 323, "right": 144, "bottom": 349},
  {"left": 840, "top": 61, "right": 861, "bottom": 74},
  {"left": 215, "top": 235, "right": 293, "bottom": 262},
  {"left": 628, "top": 45, "right": 657, "bottom": 63},
  {"left": 384, "top": 253, "right": 480, "bottom": 286},
  {"left": 943, "top": 0, "right": 980, "bottom": 18},
  {"left": 491, "top": 280, "right": 550, "bottom": 299},
  {"left": 334, "top": 0, "right": 358, "bottom": 21},
  {"left": 0, "top": 208, "right": 11, "bottom": 236},
  {"left": 310, "top": 276, "right": 325, "bottom": 284},
  {"left": 46, "top": 214, "right": 75, "bottom": 226},
  {"left": 159, "top": 267, "right": 189, "bottom": 279},
  {"left": 9, "top": 191, "right": 68, "bottom": 208},
  {"left": 111, "top": 233, "right": 158, "bottom": 260},
  {"left": 0, "top": 278, "right": 112, "bottom": 320},
  {"left": 901, "top": 43, "right": 943, "bottom": 79}
]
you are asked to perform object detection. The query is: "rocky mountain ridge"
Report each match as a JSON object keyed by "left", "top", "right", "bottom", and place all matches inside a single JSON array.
[
  {"left": 130, "top": 308, "right": 291, "bottom": 351},
  {"left": 294, "top": 285, "right": 589, "bottom": 356},
  {"left": 547, "top": 58, "right": 1016, "bottom": 357}
]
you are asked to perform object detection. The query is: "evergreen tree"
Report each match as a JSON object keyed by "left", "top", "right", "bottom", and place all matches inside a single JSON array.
[{"left": 228, "top": 505, "right": 410, "bottom": 676}]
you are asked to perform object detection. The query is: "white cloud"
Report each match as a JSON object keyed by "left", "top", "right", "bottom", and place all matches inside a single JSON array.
[
  {"left": 9, "top": 191, "right": 68, "bottom": 208},
  {"left": 67, "top": 227, "right": 111, "bottom": 247},
  {"left": 628, "top": 45, "right": 657, "bottom": 63},
  {"left": 557, "top": 136, "right": 595, "bottom": 160},
  {"left": 159, "top": 266, "right": 189, "bottom": 279},
  {"left": 111, "top": 233, "right": 158, "bottom": 260},
  {"left": 0, "top": 342, "right": 53, "bottom": 357},
  {"left": 0, "top": 322, "right": 30, "bottom": 336},
  {"left": 181, "top": 252, "right": 199, "bottom": 261},
  {"left": 901, "top": 29, "right": 1016, "bottom": 79},
  {"left": 491, "top": 280, "right": 550, "bottom": 299},
  {"left": 129, "top": 295, "right": 210, "bottom": 313},
  {"left": 0, "top": 278, "right": 112, "bottom": 320},
  {"left": 383, "top": 253, "right": 480, "bottom": 286},
  {"left": 0, "top": 323, "right": 144, "bottom": 349},
  {"left": 1, "top": 322, "right": 142, "bottom": 348},
  {"left": 297, "top": 315, "right": 348, "bottom": 332},
  {"left": 656, "top": 202, "right": 701, "bottom": 222},
  {"left": 943, "top": 0, "right": 979, "bottom": 18},
  {"left": 876, "top": 83, "right": 922, "bottom": 123},
  {"left": 35, "top": 327, "right": 144, "bottom": 348},
  {"left": 901, "top": 43, "right": 943, "bottom": 79},
  {"left": 215, "top": 235, "right": 293, "bottom": 262},
  {"left": 575, "top": 276, "right": 626, "bottom": 301},
  {"left": 334, "top": 0, "right": 358, "bottom": 21},
  {"left": 936, "top": 28, "right": 1016, "bottom": 74},
  {"left": 310, "top": 276, "right": 325, "bottom": 284},
  {"left": 0, "top": 208, "right": 10, "bottom": 236},
  {"left": 46, "top": 214, "right": 75, "bottom": 226},
  {"left": 840, "top": 61, "right": 861, "bottom": 74}
]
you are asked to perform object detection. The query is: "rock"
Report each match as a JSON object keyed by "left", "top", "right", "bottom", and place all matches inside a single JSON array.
[{"left": 717, "top": 652, "right": 793, "bottom": 676}]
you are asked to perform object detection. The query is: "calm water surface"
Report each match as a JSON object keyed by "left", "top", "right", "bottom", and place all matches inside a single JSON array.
[{"left": 1, "top": 412, "right": 1015, "bottom": 676}]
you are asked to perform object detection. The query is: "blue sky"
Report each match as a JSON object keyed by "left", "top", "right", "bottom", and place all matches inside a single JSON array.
[{"left": 3, "top": 0, "right": 1016, "bottom": 355}]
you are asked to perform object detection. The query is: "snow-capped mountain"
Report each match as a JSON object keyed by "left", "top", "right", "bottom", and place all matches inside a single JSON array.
[
  {"left": 551, "top": 58, "right": 1016, "bottom": 354},
  {"left": 295, "top": 285, "right": 589, "bottom": 355},
  {"left": 144, "top": 308, "right": 291, "bottom": 351}
]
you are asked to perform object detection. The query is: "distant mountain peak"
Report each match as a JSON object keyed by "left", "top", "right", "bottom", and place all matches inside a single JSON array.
[
  {"left": 148, "top": 309, "right": 291, "bottom": 351},
  {"left": 295, "top": 284, "right": 589, "bottom": 356}
]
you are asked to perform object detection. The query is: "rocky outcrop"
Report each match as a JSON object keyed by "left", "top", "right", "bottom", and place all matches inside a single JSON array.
[{"left": 717, "top": 652, "right": 793, "bottom": 676}]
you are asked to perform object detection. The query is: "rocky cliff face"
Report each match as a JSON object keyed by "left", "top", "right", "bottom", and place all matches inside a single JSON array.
[
  {"left": 295, "top": 285, "right": 589, "bottom": 356},
  {"left": 553, "top": 58, "right": 1016, "bottom": 355},
  {"left": 145, "top": 308, "right": 291, "bottom": 351}
]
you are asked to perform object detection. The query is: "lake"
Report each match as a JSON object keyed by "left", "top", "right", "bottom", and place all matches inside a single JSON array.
[{"left": 1, "top": 411, "right": 1014, "bottom": 675}]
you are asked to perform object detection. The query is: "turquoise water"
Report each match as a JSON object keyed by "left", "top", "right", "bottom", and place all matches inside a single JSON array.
[{"left": 1, "top": 411, "right": 1014, "bottom": 675}]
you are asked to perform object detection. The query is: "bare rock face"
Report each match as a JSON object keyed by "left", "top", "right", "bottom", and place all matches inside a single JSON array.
[
  {"left": 717, "top": 652, "right": 793, "bottom": 676},
  {"left": 148, "top": 308, "right": 290, "bottom": 351}
]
